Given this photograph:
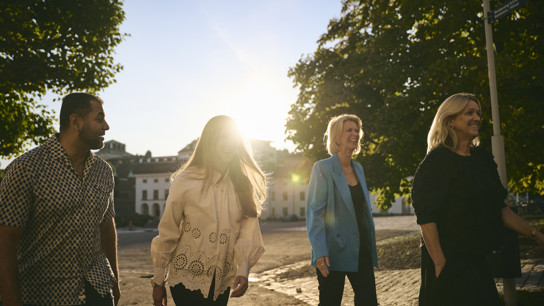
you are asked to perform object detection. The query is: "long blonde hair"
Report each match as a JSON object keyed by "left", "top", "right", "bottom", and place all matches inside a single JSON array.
[
  {"left": 427, "top": 93, "right": 481, "bottom": 153},
  {"left": 172, "top": 115, "right": 267, "bottom": 218},
  {"left": 324, "top": 114, "right": 363, "bottom": 156}
]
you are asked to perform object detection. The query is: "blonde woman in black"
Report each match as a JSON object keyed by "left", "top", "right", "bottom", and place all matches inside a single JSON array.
[{"left": 412, "top": 93, "right": 544, "bottom": 305}]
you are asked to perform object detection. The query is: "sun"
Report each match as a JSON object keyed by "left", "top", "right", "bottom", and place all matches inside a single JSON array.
[{"left": 220, "top": 79, "right": 293, "bottom": 149}]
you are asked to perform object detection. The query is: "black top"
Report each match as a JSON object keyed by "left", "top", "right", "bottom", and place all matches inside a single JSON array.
[
  {"left": 349, "top": 182, "right": 371, "bottom": 259},
  {"left": 411, "top": 146, "right": 507, "bottom": 256}
]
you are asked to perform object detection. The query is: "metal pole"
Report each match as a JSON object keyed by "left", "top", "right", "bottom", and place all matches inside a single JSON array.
[{"left": 482, "top": 0, "right": 516, "bottom": 304}]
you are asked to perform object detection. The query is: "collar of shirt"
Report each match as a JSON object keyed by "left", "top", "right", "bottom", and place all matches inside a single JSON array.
[{"left": 46, "top": 134, "right": 97, "bottom": 179}]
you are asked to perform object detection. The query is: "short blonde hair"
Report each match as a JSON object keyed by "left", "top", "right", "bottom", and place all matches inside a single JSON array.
[
  {"left": 324, "top": 114, "right": 363, "bottom": 156},
  {"left": 427, "top": 93, "right": 481, "bottom": 153}
]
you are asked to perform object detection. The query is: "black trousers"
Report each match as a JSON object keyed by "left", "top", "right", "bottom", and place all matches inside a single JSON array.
[
  {"left": 170, "top": 276, "right": 230, "bottom": 306},
  {"left": 316, "top": 259, "right": 377, "bottom": 306},
  {"left": 419, "top": 246, "right": 501, "bottom": 306},
  {"left": 0, "top": 281, "right": 113, "bottom": 306}
]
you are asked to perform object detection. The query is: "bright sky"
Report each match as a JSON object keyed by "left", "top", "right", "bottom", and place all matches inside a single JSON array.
[{"left": 2, "top": 1, "right": 342, "bottom": 168}]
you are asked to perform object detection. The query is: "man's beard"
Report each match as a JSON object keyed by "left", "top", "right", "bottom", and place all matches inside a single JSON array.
[{"left": 80, "top": 129, "right": 104, "bottom": 150}]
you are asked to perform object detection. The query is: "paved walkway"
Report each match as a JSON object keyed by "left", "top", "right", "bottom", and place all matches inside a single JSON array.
[{"left": 250, "top": 258, "right": 544, "bottom": 305}]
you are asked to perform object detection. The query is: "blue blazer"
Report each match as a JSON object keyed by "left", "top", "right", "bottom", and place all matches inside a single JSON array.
[{"left": 306, "top": 154, "right": 378, "bottom": 271}]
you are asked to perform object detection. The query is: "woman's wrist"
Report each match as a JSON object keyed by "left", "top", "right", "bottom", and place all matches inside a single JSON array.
[{"left": 530, "top": 227, "right": 538, "bottom": 239}]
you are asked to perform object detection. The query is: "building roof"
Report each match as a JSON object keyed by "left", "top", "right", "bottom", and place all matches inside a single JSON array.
[
  {"left": 131, "top": 159, "right": 182, "bottom": 175},
  {"left": 97, "top": 140, "right": 133, "bottom": 160}
]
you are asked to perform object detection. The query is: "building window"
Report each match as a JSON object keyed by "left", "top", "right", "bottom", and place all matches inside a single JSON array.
[
  {"left": 154, "top": 178, "right": 159, "bottom": 183},
  {"left": 282, "top": 192, "right": 288, "bottom": 201},
  {"left": 153, "top": 190, "right": 159, "bottom": 200},
  {"left": 142, "top": 190, "right": 148, "bottom": 200},
  {"left": 282, "top": 207, "right": 288, "bottom": 217},
  {"left": 142, "top": 203, "right": 149, "bottom": 215},
  {"left": 153, "top": 203, "right": 161, "bottom": 217},
  {"left": 271, "top": 207, "right": 276, "bottom": 217},
  {"left": 165, "top": 189, "right": 169, "bottom": 199},
  {"left": 165, "top": 178, "right": 169, "bottom": 182},
  {"left": 143, "top": 179, "right": 147, "bottom": 183},
  {"left": 299, "top": 207, "right": 305, "bottom": 217},
  {"left": 300, "top": 191, "right": 305, "bottom": 201}
]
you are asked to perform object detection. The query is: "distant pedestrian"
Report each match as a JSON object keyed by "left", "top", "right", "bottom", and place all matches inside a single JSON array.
[
  {"left": 306, "top": 114, "right": 378, "bottom": 306},
  {"left": 411, "top": 93, "right": 544, "bottom": 305},
  {"left": 0, "top": 93, "right": 120, "bottom": 305},
  {"left": 150, "top": 115, "right": 267, "bottom": 306}
]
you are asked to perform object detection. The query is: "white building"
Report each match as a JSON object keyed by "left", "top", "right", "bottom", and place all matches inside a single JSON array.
[
  {"left": 260, "top": 152, "right": 312, "bottom": 220},
  {"left": 128, "top": 139, "right": 413, "bottom": 221},
  {"left": 133, "top": 152, "right": 182, "bottom": 219}
]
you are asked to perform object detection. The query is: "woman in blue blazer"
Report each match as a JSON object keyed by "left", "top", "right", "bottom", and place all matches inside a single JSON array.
[{"left": 306, "top": 114, "right": 378, "bottom": 305}]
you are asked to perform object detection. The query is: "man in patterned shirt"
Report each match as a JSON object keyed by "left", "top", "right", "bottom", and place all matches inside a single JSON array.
[{"left": 0, "top": 93, "right": 120, "bottom": 305}]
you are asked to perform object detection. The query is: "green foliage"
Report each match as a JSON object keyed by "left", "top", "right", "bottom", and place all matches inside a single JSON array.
[
  {"left": 0, "top": 0, "right": 126, "bottom": 157},
  {"left": 287, "top": 0, "right": 544, "bottom": 209}
]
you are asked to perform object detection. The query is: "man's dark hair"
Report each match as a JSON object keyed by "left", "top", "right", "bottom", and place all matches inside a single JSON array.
[{"left": 59, "top": 93, "right": 104, "bottom": 131}]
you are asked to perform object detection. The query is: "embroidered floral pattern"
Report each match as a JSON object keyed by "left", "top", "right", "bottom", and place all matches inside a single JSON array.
[
  {"left": 188, "top": 260, "right": 205, "bottom": 277},
  {"left": 151, "top": 169, "right": 264, "bottom": 302},
  {"left": 209, "top": 232, "right": 217, "bottom": 243},
  {"left": 167, "top": 229, "right": 236, "bottom": 300},
  {"left": 192, "top": 228, "right": 201, "bottom": 239},
  {"left": 219, "top": 232, "right": 229, "bottom": 244},
  {"left": 173, "top": 253, "right": 187, "bottom": 270}
]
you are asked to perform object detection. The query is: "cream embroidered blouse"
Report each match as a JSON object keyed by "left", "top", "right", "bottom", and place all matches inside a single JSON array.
[{"left": 151, "top": 167, "right": 265, "bottom": 300}]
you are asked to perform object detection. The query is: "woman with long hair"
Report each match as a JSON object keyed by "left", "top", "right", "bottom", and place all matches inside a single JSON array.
[
  {"left": 412, "top": 93, "right": 544, "bottom": 305},
  {"left": 151, "top": 115, "right": 267, "bottom": 305}
]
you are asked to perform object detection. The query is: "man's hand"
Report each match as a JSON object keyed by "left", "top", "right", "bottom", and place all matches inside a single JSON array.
[{"left": 230, "top": 275, "right": 248, "bottom": 298}]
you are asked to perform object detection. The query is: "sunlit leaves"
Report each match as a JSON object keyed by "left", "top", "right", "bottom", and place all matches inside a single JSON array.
[
  {"left": 287, "top": 0, "right": 544, "bottom": 209},
  {"left": 0, "top": 0, "right": 126, "bottom": 157}
]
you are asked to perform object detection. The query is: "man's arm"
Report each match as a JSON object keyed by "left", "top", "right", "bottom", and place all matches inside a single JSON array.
[
  {"left": 0, "top": 225, "right": 23, "bottom": 306},
  {"left": 100, "top": 217, "right": 120, "bottom": 305}
]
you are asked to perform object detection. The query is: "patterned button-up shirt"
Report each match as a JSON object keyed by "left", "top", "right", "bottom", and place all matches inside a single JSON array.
[{"left": 0, "top": 134, "right": 116, "bottom": 305}]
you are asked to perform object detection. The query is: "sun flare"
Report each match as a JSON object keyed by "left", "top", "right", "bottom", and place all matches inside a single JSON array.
[{"left": 219, "top": 79, "right": 292, "bottom": 149}]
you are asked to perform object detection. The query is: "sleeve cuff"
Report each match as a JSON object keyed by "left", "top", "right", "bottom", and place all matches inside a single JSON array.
[
  {"left": 152, "top": 268, "right": 166, "bottom": 286},
  {"left": 312, "top": 244, "right": 329, "bottom": 259},
  {"left": 237, "top": 261, "right": 250, "bottom": 278},
  {"left": 416, "top": 215, "right": 437, "bottom": 225}
]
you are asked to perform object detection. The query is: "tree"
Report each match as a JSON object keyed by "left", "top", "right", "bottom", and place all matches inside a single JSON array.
[
  {"left": 286, "top": 0, "right": 544, "bottom": 209},
  {"left": 0, "top": 0, "right": 126, "bottom": 158}
]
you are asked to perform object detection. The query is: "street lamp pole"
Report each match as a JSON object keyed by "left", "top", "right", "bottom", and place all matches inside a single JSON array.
[
  {"left": 483, "top": 0, "right": 507, "bottom": 186},
  {"left": 482, "top": 0, "right": 516, "bottom": 304}
]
